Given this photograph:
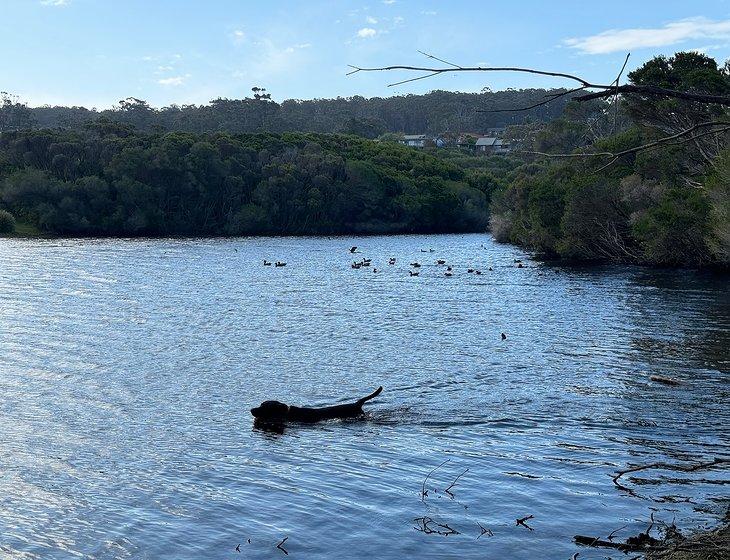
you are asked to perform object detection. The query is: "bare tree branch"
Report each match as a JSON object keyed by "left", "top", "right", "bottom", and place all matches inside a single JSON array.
[
  {"left": 347, "top": 64, "right": 594, "bottom": 88},
  {"left": 522, "top": 120, "right": 730, "bottom": 167},
  {"left": 417, "top": 50, "right": 462, "bottom": 69},
  {"left": 347, "top": 55, "right": 730, "bottom": 106},
  {"left": 478, "top": 87, "right": 587, "bottom": 113}
]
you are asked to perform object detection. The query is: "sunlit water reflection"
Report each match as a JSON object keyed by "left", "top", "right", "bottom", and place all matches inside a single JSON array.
[{"left": 0, "top": 234, "right": 728, "bottom": 559}]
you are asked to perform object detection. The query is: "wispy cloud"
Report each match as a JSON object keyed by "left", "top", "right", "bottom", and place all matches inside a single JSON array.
[
  {"left": 565, "top": 17, "right": 730, "bottom": 54},
  {"left": 421, "top": 10, "right": 437, "bottom": 16},
  {"left": 230, "top": 29, "right": 246, "bottom": 45},
  {"left": 382, "top": 0, "right": 396, "bottom": 4},
  {"left": 230, "top": 39, "right": 313, "bottom": 83},
  {"left": 365, "top": 16, "right": 378, "bottom": 25},
  {"left": 40, "top": 0, "right": 70, "bottom": 5},
  {"left": 357, "top": 27, "right": 377, "bottom": 38},
  {"left": 158, "top": 74, "right": 190, "bottom": 86}
]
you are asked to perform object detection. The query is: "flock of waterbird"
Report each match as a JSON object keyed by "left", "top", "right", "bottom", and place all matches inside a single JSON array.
[
  {"left": 346, "top": 245, "right": 530, "bottom": 277},
  {"left": 260, "top": 244, "right": 534, "bottom": 278},
  {"left": 258, "top": 243, "right": 531, "bottom": 341}
]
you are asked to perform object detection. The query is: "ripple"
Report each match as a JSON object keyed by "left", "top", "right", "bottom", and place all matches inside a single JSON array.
[{"left": 0, "top": 234, "right": 728, "bottom": 559}]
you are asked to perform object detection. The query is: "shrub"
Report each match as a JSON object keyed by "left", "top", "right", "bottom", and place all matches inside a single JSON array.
[{"left": 0, "top": 209, "right": 16, "bottom": 233}]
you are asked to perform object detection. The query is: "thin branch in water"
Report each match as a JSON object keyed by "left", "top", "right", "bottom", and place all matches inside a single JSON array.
[
  {"left": 612, "top": 458, "right": 729, "bottom": 495},
  {"left": 444, "top": 468, "right": 469, "bottom": 498},
  {"left": 516, "top": 514, "right": 535, "bottom": 531},
  {"left": 276, "top": 537, "right": 289, "bottom": 555},
  {"left": 607, "top": 525, "right": 628, "bottom": 541},
  {"left": 421, "top": 459, "right": 450, "bottom": 501},
  {"left": 477, "top": 522, "right": 493, "bottom": 539},
  {"left": 414, "top": 516, "right": 460, "bottom": 536}
]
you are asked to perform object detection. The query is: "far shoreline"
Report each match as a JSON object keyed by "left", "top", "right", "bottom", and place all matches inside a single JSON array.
[{"left": 3, "top": 230, "right": 729, "bottom": 272}]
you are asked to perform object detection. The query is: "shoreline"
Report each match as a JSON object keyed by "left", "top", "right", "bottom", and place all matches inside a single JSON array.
[
  {"left": 646, "top": 522, "right": 729, "bottom": 560},
  {"left": 3, "top": 230, "right": 729, "bottom": 272}
]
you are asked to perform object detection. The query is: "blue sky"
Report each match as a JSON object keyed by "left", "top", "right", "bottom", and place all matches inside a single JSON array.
[{"left": 3, "top": 0, "right": 730, "bottom": 108}]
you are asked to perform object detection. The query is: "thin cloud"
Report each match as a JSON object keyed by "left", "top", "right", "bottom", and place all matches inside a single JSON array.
[
  {"left": 40, "top": 0, "right": 70, "bottom": 5},
  {"left": 357, "top": 27, "right": 377, "bottom": 38},
  {"left": 231, "top": 29, "right": 246, "bottom": 45},
  {"left": 366, "top": 16, "right": 378, "bottom": 24},
  {"left": 565, "top": 17, "right": 730, "bottom": 54},
  {"left": 158, "top": 75, "right": 190, "bottom": 86}
]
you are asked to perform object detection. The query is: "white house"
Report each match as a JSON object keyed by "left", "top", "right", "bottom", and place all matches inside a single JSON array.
[
  {"left": 475, "top": 136, "right": 511, "bottom": 155},
  {"left": 401, "top": 134, "right": 428, "bottom": 148}
]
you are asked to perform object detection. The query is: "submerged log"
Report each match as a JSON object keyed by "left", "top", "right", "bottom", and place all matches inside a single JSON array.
[{"left": 650, "top": 375, "right": 681, "bottom": 385}]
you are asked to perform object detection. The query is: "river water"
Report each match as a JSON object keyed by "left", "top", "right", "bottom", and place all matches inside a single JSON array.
[{"left": 0, "top": 234, "right": 728, "bottom": 559}]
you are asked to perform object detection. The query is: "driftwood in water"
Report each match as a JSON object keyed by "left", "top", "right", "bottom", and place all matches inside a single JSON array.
[
  {"left": 650, "top": 375, "right": 681, "bottom": 386},
  {"left": 414, "top": 516, "right": 460, "bottom": 536},
  {"left": 574, "top": 534, "right": 660, "bottom": 552},
  {"left": 612, "top": 458, "right": 729, "bottom": 494}
]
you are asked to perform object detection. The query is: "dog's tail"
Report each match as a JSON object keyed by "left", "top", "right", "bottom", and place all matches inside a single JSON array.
[{"left": 357, "top": 386, "right": 383, "bottom": 406}]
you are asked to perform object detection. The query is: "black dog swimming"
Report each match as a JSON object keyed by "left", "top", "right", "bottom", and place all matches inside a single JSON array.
[{"left": 251, "top": 386, "right": 383, "bottom": 423}]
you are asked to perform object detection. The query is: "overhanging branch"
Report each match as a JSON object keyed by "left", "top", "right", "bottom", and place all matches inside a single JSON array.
[{"left": 348, "top": 52, "right": 730, "bottom": 107}]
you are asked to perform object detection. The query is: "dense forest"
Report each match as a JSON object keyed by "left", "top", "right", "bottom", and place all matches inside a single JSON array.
[
  {"left": 0, "top": 52, "right": 728, "bottom": 268},
  {"left": 0, "top": 89, "right": 574, "bottom": 136},
  {"left": 0, "top": 127, "right": 497, "bottom": 236},
  {"left": 487, "top": 52, "right": 729, "bottom": 267}
]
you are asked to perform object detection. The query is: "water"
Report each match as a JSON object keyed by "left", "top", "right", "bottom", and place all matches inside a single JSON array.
[{"left": 0, "top": 234, "right": 728, "bottom": 559}]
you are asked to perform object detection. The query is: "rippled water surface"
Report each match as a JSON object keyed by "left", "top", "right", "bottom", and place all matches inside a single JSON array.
[{"left": 1, "top": 234, "right": 728, "bottom": 559}]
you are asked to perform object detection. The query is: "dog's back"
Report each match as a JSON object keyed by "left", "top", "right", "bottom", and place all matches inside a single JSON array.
[
  {"left": 251, "top": 386, "right": 383, "bottom": 423},
  {"left": 287, "top": 402, "right": 363, "bottom": 422}
]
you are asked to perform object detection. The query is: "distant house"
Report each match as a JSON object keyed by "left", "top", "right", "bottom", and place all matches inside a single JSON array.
[
  {"left": 401, "top": 134, "right": 428, "bottom": 148},
  {"left": 475, "top": 136, "right": 512, "bottom": 155},
  {"left": 456, "top": 133, "right": 481, "bottom": 147},
  {"left": 400, "top": 134, "right": 444, "bottom": 148},
  {"left": 493, "top": 139, "right": 511, "bottom": 154}
]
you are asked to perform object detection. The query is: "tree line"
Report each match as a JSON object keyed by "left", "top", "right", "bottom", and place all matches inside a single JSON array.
[
  {"left": 1, "top": 89, "right": 574, "bottom": 137},
  {"left": 1, "top": 52, "right": 728, "bottom": 267}
]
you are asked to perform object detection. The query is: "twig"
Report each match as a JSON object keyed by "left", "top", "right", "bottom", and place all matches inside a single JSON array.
[
  {"left": 645, "top": 512, "right": 655, "bottom": 537},
  {"left": 277, "top": 537, "right": 289, "bottom": 555},
  {"left": 574, "top": 534, "right": 663, "bottom": 552},
  {"left": 477, "top": 87, "right": 587, "bottom": 113},
  {"left": 421, "top": 459, "right": 450, "bottom": 501},
  {"left": 612, "top": 53, "right": 631, "bottom": 132},
  {"left": 612, "top": 458, "right": 729, "bottom": 494},
  {"left": 520, "top": 121, "right": 730, "bottom": 170},
  {"left": 607, "top": 525, "right": 627, "bottom": 541},
  {"left": 444, "top": 468, "right": 469, "bottom": 498},
  {"left": 477, "top": 522, "right": 493, "bottom": 539},
  {"left": 516, "top": 514, "right": 535, "bottom": 531},
  {"left": 417, "top": 50, "right": 462, "bottom": 69},
  {"left": 347, "top": 64, "right": 594, "bottom": 87},
  {"left": 414, "top": 516, "right": 460, "bottom": 536}
]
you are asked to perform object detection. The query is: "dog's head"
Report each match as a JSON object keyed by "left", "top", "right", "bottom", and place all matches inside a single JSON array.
[{"left": 251, "top": 400, "right": 289, "bottom": 421}]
